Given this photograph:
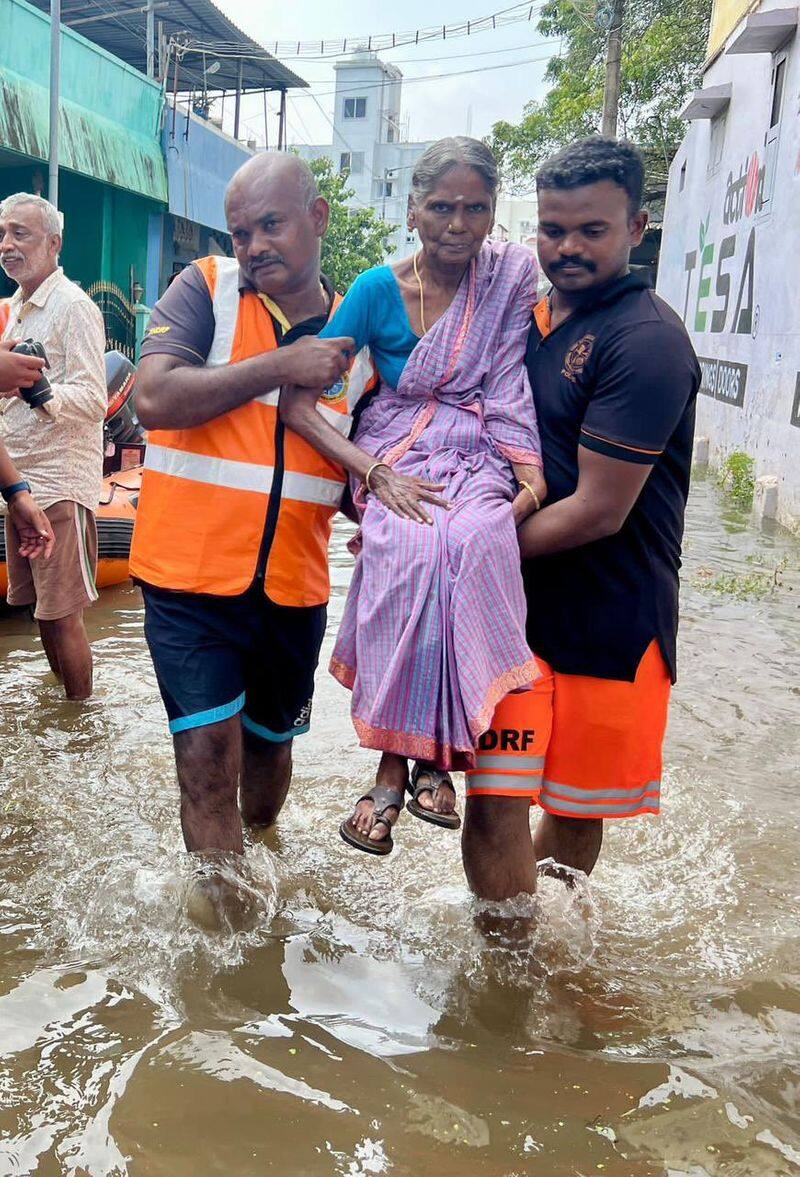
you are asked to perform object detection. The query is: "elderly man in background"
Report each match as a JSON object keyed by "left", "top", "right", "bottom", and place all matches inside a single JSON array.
[{"left": 0, "top": 193, "right": 107, "bottom": 700}]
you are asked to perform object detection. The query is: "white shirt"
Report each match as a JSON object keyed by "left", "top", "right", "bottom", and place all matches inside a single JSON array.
[{"left": 0, "top": 267, "right": 106, "bottom": 512}]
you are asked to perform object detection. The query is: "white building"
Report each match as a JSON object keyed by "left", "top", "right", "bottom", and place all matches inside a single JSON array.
[
  {"left": 492, "top": 196, "right": 538, "bottom": 249},
  {"left": 657, "top": 0, "right": 800, "bottom": 532},
  {"left": 296, "top": 52, "right": 434, "bottom": 259}
]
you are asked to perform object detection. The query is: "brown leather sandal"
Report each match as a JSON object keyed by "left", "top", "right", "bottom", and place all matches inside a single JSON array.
[
  {"left": 405, "top": 764, "right": 461, "bottom": 830},
  {"left": 339, "top": 783, "right": 404, "bottom": 856}
]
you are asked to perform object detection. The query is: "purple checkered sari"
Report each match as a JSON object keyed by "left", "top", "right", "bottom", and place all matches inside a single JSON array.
[{"left": 330, "top": 241, "right": 542, "bottom": 770}]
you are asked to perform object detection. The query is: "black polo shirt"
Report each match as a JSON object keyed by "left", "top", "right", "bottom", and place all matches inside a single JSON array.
[{"left": 523, "top": 272, "right": 700, "bottom": 683}]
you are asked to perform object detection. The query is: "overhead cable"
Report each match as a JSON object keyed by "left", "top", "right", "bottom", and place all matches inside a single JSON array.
[{"left": 180, "top": 2, "right": 545, "bottom": 59}]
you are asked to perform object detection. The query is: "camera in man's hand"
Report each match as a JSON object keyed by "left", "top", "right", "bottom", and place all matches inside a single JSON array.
[{"left": 11, "top": 340, "right": 52, "bottom": 409}]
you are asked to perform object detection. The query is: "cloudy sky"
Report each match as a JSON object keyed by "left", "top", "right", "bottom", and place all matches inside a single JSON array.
[{"left": 214, "top": 0, "right": 557, "bottom": 169}]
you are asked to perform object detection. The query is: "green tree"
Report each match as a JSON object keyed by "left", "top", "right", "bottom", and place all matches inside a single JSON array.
[
  {"left": 307, "top": 156, "right": 396, "bottom": 291},
  {"left": 490, "top": 0, "right": 712, "bottom": 201}
]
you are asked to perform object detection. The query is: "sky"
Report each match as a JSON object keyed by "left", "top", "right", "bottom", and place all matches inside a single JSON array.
[{"left": 212, "top": 0, "right": 557, "bottom": 172}]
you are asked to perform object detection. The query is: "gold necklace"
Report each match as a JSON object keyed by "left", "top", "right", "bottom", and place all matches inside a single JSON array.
[{"left": 412, "top": 250, "right": 427, "bottom": 334}]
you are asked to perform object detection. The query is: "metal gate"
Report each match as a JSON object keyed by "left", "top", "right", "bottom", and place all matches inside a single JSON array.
[{"left": 87, "top": 282, "right": 136, "bottom": 360}]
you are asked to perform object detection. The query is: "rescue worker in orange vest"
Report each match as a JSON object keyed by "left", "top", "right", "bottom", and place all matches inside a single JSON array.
[{"left": 131, "top": 155, "right": 438, "bottom": 909}]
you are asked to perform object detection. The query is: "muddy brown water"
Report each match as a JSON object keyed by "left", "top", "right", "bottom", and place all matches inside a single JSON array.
[{"left": 1, "top": 474, "right": 799, "bottom": 1177}]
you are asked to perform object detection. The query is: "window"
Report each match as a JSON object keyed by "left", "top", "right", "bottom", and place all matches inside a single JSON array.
[
  {"left": 679, "top": 160, "right": 687, "bottom": 191},
  {"left": 343, "top": 97, "right": 367, "bottom": 119},
  {"left": 375, "top": 180, "right": 394, "bottom": 198},
  {"left": 707, "top": 111, "right": 727, "bottom": 178},
  {"left": 770, "top": 55, "right": 786, "bottom": 129},
  {"left": 339, "top": 151, "right": 364, "bottom": 175},
  {"left": 762, "top": 51, "right": 787, "bottom": 212}
]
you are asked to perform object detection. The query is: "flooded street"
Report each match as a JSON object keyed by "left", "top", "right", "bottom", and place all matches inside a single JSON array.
[{"left": 1, "top": 474, "right": 798, "bottom": 1177}]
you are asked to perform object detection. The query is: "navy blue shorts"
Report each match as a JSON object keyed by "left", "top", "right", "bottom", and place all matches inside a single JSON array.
[{"left": 142, "top": 583, "right": 326, "bottom": 741}]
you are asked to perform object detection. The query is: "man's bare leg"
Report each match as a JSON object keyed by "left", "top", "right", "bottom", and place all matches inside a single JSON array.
[
  {"left": 38, "top": 611, "right": 92, "bottom": 699},
  {"left": 240, "top": 731, "right": 293, "bottom": 828},
  {"left": 462, "top": 795, "right": 537, "bottom": 900},
  {"left": 174, "top": 718, "right": 244, "bottom": 854},
  {"left": 38, "top": 622, "right": 63, "bottom": 680},
  {"left": 533, "top": 812, "right": 603, "bottom": 876}
]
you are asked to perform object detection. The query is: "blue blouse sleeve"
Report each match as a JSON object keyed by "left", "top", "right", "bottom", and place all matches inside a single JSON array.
[{"left": 319, "top": 268, "right": 376, "bottom": 352}]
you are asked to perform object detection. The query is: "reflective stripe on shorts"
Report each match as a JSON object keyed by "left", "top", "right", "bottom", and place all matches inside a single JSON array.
[{"left": 539, "top": 778, "right": 661, "bottom": 817}]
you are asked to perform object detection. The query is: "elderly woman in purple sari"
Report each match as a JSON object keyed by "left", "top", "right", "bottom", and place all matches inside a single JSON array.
[{"left": 280, "top": 137, "right": 545, "bottom": 855}]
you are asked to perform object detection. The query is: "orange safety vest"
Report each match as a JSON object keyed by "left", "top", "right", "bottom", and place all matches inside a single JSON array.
[{"left": 130, "top": 255, "right": 375, "bottom": 607}]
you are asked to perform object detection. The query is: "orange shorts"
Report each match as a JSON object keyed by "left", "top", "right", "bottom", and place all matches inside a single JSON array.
[{"left": 465, "top": 640, "right": 671, "bottom": 819}]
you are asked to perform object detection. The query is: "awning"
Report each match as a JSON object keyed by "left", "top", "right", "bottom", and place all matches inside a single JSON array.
[
  {"left": 25, "top": 0, "right": 306, "bottom": 95},
  {"left": 726, "top": 7, "right": 797, "bottom": 53},
  {"left": 0, "top": 67, "right": 167, "bottom": 202},
  {"left": 680, "top": 83, "right": 733, "bottom": 120}
]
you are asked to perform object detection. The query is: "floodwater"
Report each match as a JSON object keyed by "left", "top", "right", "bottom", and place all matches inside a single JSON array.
[{"left": 1, "top": 474, "right": 798, "bottom": 1177}]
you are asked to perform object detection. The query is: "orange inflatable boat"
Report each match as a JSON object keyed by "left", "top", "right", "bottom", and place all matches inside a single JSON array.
[{"left": 1, "top": 351, "right": 144, "bottom": 600}]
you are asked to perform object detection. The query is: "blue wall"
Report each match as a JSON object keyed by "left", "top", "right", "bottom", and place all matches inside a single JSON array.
[{"left": 163, "top": 109, "right": 252, "bottom": 234}]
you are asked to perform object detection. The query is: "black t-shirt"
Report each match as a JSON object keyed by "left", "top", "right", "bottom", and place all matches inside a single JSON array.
[{"left": 524, "top": 273, "right": 700, "bottom": 683}]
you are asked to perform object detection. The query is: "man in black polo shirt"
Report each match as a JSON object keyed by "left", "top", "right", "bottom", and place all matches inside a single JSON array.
[{"left": 463, "top": 137, "right": 700, "bottom": 899}]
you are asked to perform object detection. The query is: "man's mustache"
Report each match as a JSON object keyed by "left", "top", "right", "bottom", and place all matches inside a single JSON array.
[
  {"left": 551, "top": 257, "right": 596, "bottom": 272},
  {"left": 249, "top": 256, "right": 283, "bottom": 269}
]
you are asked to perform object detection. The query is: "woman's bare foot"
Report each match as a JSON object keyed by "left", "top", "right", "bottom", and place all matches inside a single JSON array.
[
  {"left": 411, "top": 762, "right": 457, "bottom": 816},
  {"left": 350, "top": 752, "right": 409, "bottom": 844}
]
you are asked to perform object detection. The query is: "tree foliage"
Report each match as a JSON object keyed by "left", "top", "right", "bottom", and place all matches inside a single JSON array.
[
  {"left": 307, "top": 156, "right": 396, "bottom": 291},
  {"left": 490, "top": 0, "right": 712, "bottom": 200}
]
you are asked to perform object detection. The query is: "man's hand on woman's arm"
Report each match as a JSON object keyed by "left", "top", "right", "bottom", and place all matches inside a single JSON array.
[
  {"left": 135, "top": 335, "right": 356, "bottom": 431},
  {"left": 517, "top": 446, "right": 652, "bottom": 558}
]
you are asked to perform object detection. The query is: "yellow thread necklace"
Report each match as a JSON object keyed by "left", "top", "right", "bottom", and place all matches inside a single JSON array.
[{"left": 412, "top": 250, "right": 427, "bottom": 334}]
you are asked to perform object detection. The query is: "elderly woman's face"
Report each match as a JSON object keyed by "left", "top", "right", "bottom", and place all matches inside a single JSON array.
[{"left": 409, "top": 164, "right": 494, "bottom": 268}]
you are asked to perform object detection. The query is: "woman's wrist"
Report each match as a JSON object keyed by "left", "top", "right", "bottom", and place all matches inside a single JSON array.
[{"left": 364, "top": 461, "right": 390, "bottom": 492}]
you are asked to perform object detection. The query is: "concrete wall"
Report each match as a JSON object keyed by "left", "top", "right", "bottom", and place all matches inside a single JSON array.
[
  {"left": 657, "top": 0, "right": 800, "bottom": 533},
  {"left": 0, "top": 0, "right": 166, "bottom": 201},
  {"left": 163, "top": 106, "right": 253, "bottom": 234}
]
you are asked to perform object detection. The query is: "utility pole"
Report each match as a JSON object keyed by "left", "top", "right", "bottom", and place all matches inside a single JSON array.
[
  {"left": 49, "top": 0, "right": 61, "bottom": 207},
  {"left": 146, "top": 0, "right": 155, "bottom": 78},
  {"left": 601, "top": 0, "right": 624, "bottom": 138}
]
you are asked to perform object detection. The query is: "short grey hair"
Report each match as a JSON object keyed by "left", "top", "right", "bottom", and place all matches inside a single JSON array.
[
  {"left": 0, "top": 193, "right": 63, "bottom": 236},
  {"left": 411, "top": 137, "right": 499, "bottom": 208}
]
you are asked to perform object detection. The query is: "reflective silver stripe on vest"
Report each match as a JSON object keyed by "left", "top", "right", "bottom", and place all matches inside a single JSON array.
[
  {"left": 347, "top": 346, "right": 376, "bottom": 410},
  {"left": 206, "top": 257, "right": 242, "bottom": 368},
  {"left": 282, "top": 469, "right": 344, "bottom": 507},
  {"left": 471, "top": 754, "right": 545, "bottom": 773},
  {"left": 145, "top": 443, "right": 343, "bottom": 506},
  {"left": 465, "top": 772, "right": 540, "bottom": 792},
  {"left": 539, "top": 779, "right": 661, "bottom": 815}
]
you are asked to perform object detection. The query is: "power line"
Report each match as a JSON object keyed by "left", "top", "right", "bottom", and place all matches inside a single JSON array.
[
  {"left": 294, "top": 36, "right": 558, "bottom": 66},
  {"left": 70, "top": 0, "right": 147, "bottom": 45},
  {"left": 291, "top": 49, "right": 560, "bottom": 101},
  {"left": 181, "top": 2, "right": 544, "bottom": 59}
]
